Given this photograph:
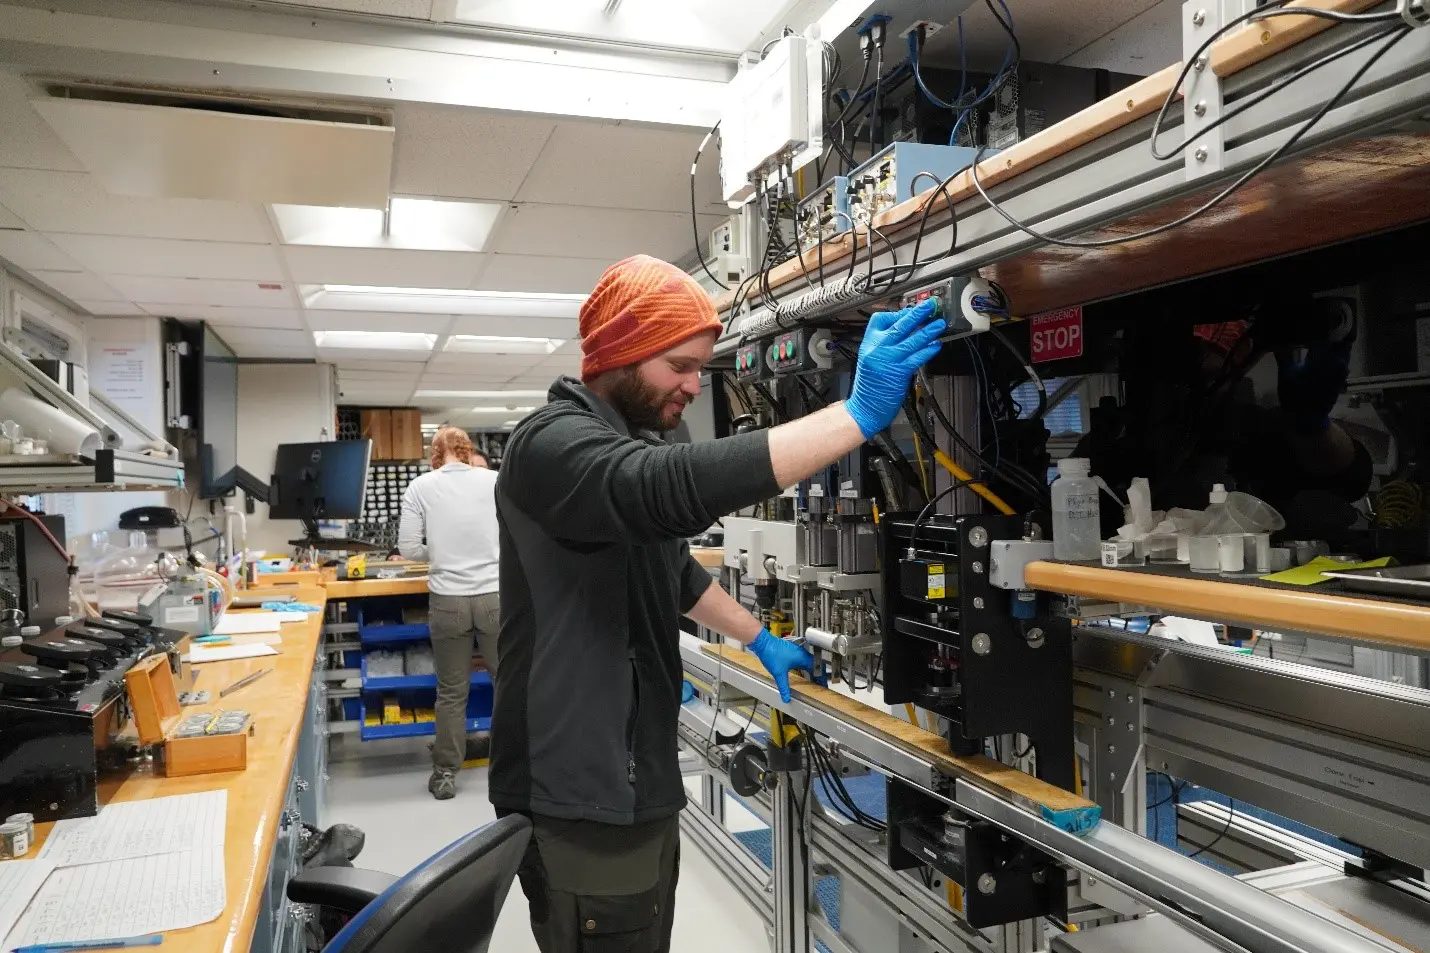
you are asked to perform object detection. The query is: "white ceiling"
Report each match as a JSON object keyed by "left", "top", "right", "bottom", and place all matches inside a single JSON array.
[
  {"left": 0, "top": 69, "right": 728, "bottom": 426},
  {"left": 0, "top": 0, "right": 1183, "bottom": 429}
]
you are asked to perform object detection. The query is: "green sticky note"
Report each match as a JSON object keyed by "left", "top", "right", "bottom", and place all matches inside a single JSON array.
[{"left": 1261, "top": 556, "right": 1393, "bottom": 586}]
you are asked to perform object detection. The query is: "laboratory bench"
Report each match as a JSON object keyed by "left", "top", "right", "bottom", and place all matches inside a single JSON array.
[{"left": 21, "top": 585, "right": 331, "bottom": 953}]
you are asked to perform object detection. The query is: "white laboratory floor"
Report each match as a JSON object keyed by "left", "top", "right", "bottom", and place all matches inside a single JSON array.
[{"left": 325, "top": 737, "right": 771, "bottom": 952}]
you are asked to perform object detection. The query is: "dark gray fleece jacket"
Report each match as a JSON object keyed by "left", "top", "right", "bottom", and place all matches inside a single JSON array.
[{"left": 489, "top": 377, "right": 779, "bottom": 824}]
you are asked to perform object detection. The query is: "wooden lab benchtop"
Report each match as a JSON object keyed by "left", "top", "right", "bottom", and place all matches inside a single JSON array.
[
  {"left": 25, "top": 586, "right": 329, "bottom": 953},
  {"left": 323, "top": 575, "right": 429, "bottom": 599}
]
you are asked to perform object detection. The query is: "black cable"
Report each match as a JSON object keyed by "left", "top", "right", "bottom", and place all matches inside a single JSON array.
[
  {"left": 1150, "top": 18, "right": 1400, "bottom": 163},
  {"left": 689, "top": 121, "right": 727, "bottom": 290},
  {"left": 907, "top": 478, "right": 979, "bottom": 555},
  {"left": 751, "top": 381, "right": 786, "bottom": 424},
  {"left": 988, "top": 322, "right": 1047, "bottom": 420},
  {"left": 917, "top": 368, "right": 1049, "bottom": 503},
  {"left": 968, "top": 22, "right": 1411, "bottom": 249},
  {"left": 1185, "top": 798, "right": 1237, "bottom": 860}
]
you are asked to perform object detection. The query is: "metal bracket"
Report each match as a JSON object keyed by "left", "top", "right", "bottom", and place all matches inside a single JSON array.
[
  {"left": 1401, "top": 0, "right": 1430, "bottom": 28},
  {"left": 1182, "top": 2, "right": 1231, "bottom": 178}
]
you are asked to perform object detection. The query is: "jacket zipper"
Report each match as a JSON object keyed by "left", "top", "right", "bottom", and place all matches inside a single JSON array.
[{"left": 626, "top": 659, "right": 640, "bottom": 784}]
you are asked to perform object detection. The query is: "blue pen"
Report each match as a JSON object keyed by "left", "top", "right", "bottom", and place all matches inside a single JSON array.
[{"left": 10, "top": 935, "right": 163, "bottom": 953}]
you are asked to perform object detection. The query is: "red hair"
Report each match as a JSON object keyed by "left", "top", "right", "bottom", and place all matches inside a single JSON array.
[{"left": 429, "top": 427, "right": 474, "bottom": 469}]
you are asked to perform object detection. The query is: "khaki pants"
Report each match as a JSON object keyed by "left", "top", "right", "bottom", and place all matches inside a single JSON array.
[
  {"left": 505, "top": 812, "right": 680, "bottom": 953},
  {"left": 428, "top": 591, "right": 500, "bottom": 772}
]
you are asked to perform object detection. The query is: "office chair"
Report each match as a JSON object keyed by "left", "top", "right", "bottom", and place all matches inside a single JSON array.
[{"left": 288, "top": 813, "right": 531, "bottom": 953}]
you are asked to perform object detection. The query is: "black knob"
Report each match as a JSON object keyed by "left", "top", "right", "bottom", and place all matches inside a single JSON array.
[
  {"left": 0, "top": 660, "right": 64, "bottom": 690},
  {"left": 102, "top": 609, "right": 153, "bottom": 628},
  {"left": 22, "top": 637, "right": 105, "bottom": 666},
  {"left": 66, "top": 625, "right": 128, "bottom": 651}
]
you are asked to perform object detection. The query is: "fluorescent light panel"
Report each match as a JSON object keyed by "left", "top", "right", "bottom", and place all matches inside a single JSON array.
[
  {"left": 469, "top": 405, "right": 536, "bottom": 413},
  {"left": 273, "top": 197, "right": 502, "bottom": 252},
  {"left": 313, "top": 330, "right": 436, "bottom": 350},
  {"left": 415, "top": 390, "right": 548, "bottom": 400},
  {"left": 305, "top": 285, "right": 585, "bottom": 318},
  {"left": 444, "top": 334, "right": 564, "bottom": 355}
]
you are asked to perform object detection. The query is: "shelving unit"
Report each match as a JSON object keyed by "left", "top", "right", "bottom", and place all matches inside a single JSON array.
[{"left": 321, "top": 588, "right": 494, "bottom": 746}]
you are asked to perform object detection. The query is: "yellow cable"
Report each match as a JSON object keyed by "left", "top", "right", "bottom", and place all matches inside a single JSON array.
[
  {"left": 931, "top": 448, "right": 1016, "bottom": 516},
  {"left": 947, "top": 879, "right": 963, "bottom": 912},
  {"left": 912, "top": 431, "right": 931, "bottom": 499},
  {"left": 904, "top": 703, "right": 919, "bottom": 725},
  {"left": 1073, "top": 755, "right": 1084, "bottom": 799}
]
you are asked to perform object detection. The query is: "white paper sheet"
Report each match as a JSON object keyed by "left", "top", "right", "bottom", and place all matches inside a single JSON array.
[
  {"left": 187, "top": 643, "right": 279, "bottom": 664},
  {"left": 0, "top": 859, "right": 56, "bottom": 947},
  {"left": 213, "top": 612, "right": 283, "bottom": 635},
  {"left": 6, "top": 847, "right": 225, "bottom": 946},
  {"left": 38, "top": 791, "right": 227, "bottom": 868}
]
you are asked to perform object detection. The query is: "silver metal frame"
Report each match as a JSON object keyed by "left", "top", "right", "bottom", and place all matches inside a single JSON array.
[{"left": 715, "top": 8, "right": 1430, "bottom": 353}]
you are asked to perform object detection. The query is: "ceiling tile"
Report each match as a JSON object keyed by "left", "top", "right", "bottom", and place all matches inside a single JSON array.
[
  {"left": 277, "top": 0, "right": 433, "bottom": 15},
  {"left": 426, "top": 350, "right": 547, "bottom": 371},
  {"left": 0, "top": 168, "right": 273, "bottom": 241},
  {"left": 122, "top": 277, "right": 298, "bottom": 308},
  {"left": 417, "top": 372, "right": 519, "bottom": 387},
  {"left": 0, "top": 73, "right": 84, "bottom": 172},
  {"left": 211, "top": 327, "right": 316, "bottom": 357},
  {"left": 76, "top": 301, "right": 149, "bottom": 316},
  {"left": 306, "top": 310, "right": 454, "bottom": 334},
  {"left": 516, "top": 122, "right": 726, "bottom": 214},
  {"left": 392, "top": 103, "right": 556, "bottom": 201},
  {"left": 136, "top": 305, "right": 305, "bottom": 328},
  {"left": 0, "top": 231, "right": 81, "bottom": 271},
  {"left": 318, "top": 347, "right": 430, "bottom": 364},
  {"left": 471, "top": 254, "right": 609, "bottom": 295},
  {"left": 28, "top": 269, "right": 126, "bottom": 304},
  {"left": 335, "top": 359, "right": 422, "bottom": 374},
  {"left": 447, "top": 315, "right": 574, "bottom": 338},
  {"left": 491, "top": 204, "right": 723, "bottom": 262},
  {"left": 283, "top": 246, "right": 484, "bottom": 287},
  {"left": 52, "top": 234, "right": 284, "bottom": 281},
  {"left": 0, "top": 206, "right": 24, "bottom": 230}
]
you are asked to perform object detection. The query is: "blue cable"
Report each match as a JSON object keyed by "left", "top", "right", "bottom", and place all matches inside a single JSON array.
[{"left": 906, "top": 32, "right": 956, "bottom": 111}]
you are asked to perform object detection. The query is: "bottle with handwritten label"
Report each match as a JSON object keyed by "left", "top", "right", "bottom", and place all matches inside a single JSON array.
[{"left": 1051, "top": 457, "right": 1102, "bottom": 560}]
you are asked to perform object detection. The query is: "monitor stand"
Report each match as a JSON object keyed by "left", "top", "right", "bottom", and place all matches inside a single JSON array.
[{"left": 289, "top": 519, "right": 380, "bottom": 553}]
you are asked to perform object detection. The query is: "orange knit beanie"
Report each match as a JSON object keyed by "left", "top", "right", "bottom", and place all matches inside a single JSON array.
[{"left": 579, "top": 255, "right": 722, "bottom": 381}]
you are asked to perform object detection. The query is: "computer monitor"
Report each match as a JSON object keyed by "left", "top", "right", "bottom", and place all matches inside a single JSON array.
[{"left": 269, "top": 440, "right": 374, "bottom": 549}]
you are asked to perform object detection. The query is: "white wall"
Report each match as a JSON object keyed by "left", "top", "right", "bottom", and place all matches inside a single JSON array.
[{"left": 235, "top": 363, "right": 336, "bottom": 555}]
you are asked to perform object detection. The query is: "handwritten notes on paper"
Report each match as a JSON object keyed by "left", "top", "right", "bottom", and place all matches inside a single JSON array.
[{"left": 37, "top": 791, "right": 227, "bottom": 868}]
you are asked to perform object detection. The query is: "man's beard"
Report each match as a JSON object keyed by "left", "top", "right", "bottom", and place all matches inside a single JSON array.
[{"left": 607, "top": 368, "right": 689, "bottom": 433}]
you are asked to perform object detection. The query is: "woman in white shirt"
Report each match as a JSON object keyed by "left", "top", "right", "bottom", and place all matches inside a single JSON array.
[{"left": 398, "top": 427, "right": 500, "bottom": 800}]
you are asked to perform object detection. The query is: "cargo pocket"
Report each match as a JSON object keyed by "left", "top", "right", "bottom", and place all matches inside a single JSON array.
[{"left": 576, "top": 887, "right": 662, "bottom": 953}]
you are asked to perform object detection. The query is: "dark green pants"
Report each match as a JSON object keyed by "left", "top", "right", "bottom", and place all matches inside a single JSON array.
[{"left": 506, "top": 813, "right": 681, "bottom": 952}]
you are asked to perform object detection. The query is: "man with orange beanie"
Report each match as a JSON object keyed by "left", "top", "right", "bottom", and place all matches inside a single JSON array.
[{"left": 491, "top": 254, "right": 944, "bottom": 951}]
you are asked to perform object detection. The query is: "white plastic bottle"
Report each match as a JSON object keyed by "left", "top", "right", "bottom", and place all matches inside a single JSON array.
[{"left": 1051, "top": 458, "right": 1102, "bottom": 560}]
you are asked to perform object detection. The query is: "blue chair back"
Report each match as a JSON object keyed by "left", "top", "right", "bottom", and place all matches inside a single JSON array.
[{"left": 324, "top": 814, "right": 531, "bottom": 953}]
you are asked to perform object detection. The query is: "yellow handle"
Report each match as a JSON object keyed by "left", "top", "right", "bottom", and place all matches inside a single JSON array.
[{"left": 931, "top": 449, "right": 1016, "bottom": 516}]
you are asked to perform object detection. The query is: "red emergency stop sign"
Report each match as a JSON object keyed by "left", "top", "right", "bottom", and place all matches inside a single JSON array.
[{"left": 1029, "top": 307, "right": 1083, "bottom": 363}]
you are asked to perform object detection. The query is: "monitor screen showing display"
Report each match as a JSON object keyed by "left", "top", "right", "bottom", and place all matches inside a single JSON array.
[{"left": 269, "top": 440, "right": 372, "bottom": 522}]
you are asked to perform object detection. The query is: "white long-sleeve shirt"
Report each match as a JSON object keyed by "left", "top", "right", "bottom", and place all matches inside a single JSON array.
[{"left": 397, "top": 462, "right": 500, "bottom": 596}]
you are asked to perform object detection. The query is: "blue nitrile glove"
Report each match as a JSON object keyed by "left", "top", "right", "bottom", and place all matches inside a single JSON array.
[
  {"left": 749, "top": 629, "right": 816, "bottom": 704},
  {"left": 844, "top": 298, "right": 947, "bottom": 439},
  {"left": 1276, "top": 339, "right": 1352, "bottom": 435}
]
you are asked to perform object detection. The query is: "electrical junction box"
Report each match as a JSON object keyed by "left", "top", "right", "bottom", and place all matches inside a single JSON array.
[
  {"left": 770, "top": 328, "right": 834, "bottom": 376},
  {"left": 796, "top": 176, "right": 851, "bottom": 252},
  {"left": 847, "top": 142, "right": 984, "bottom": 225},
  {"left": 899, "top": 278, "right": 988, "bottom": 341},
  {"left": 719, "top": 32, "right": 825, "bottom": 207},
  {"left": 734, "top": 341, "right": 770, "bottom": 382}
]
